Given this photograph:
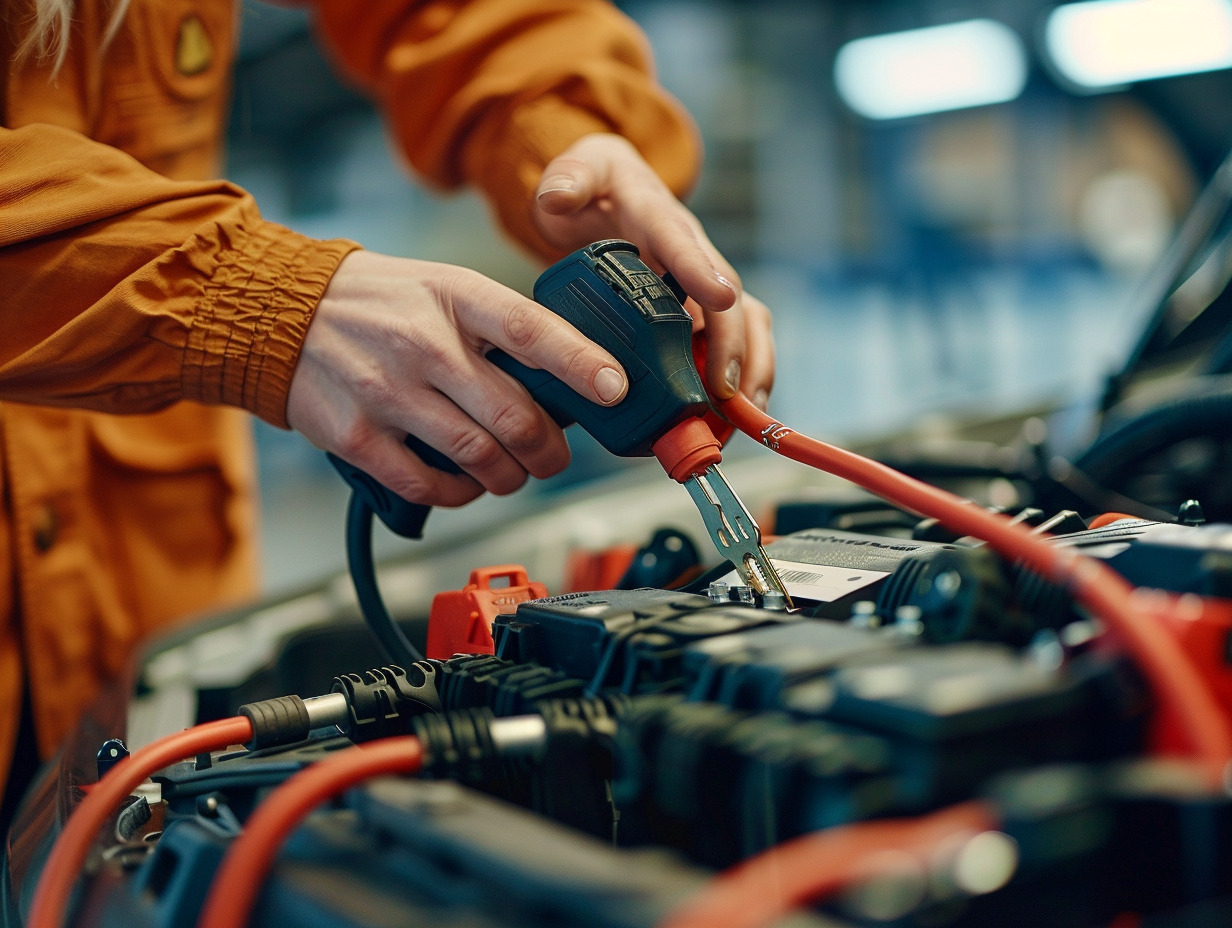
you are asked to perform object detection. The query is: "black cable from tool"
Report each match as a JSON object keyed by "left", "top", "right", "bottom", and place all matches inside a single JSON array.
[{"left": 345, "top": 491, "right": 425, "bottom": 666}]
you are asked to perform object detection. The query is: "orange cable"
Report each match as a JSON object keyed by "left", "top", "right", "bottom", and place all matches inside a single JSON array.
[
  {"left": 658, "top": 801, "right": 998, "bottom": 928},
  {"left": 28, "top": 715, "right": 254, "bottom": 928},
  {"left": 196, "top": 735, "right": 424, "bottom": 928},
  {"left": 718, "top": 392, "right": 1232, "bottom": 788}
]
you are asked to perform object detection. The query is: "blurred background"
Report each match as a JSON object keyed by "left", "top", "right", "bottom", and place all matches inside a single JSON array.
[{"left": 225, "top": 0, "right": 1232, "bottom": 593}]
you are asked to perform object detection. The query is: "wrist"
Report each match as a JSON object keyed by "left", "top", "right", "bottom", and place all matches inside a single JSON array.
[{"left": 182, "top": 222, "right": 360, "bottom": 428}]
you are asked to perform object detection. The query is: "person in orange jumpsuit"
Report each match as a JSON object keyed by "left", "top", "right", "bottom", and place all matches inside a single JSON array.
[{"left": 0, "top": 0, "right": 775, "bottom": 827}]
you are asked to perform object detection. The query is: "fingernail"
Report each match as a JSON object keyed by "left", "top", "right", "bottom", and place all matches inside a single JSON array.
[
  {"left": 714, "top": 272, "right": 735, "bottom": 292},
  {"left": 594, "top": 367, "right": 626, "bottom": 404},
  {"left": 537, "top": 176, "right": 576, "bottom": 197},
  {"left": 725, "top": 359, "right": 742, "bottom": 393},
  {"left": 753, "top": 388, "right": 770, "bottom": 411}
]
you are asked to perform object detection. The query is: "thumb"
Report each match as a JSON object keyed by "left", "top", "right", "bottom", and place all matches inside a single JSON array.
[{"left": 535, "top": 155, "right": 600, "bottom": 215}]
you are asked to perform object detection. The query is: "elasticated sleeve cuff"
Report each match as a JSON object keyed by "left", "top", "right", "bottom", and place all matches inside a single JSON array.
[{"left": 181, "top": 221, "right": 361, "bottom": 428}]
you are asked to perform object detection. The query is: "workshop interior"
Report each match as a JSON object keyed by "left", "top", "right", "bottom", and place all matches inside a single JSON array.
[{"left": 12, "top": 0, "right": 1232, "bottom": 926}]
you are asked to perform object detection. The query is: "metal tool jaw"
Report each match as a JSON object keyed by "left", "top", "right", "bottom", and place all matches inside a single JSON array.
[{"left": 683, "top": 464, "right": 794, "bottom": 608}]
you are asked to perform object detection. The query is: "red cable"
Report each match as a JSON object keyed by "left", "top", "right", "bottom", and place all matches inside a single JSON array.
[
  {"left": 658, "top": 801, "right": 998, "bottom": 928},
  {"left": 28, "top": 715, "right": 254, "bottom": 928},
  {"left": 196, "top": 735, "right": 423, "bottom": 928},
  {"left": 718, "top": 393, "right": 1232, "bottom": 788}
]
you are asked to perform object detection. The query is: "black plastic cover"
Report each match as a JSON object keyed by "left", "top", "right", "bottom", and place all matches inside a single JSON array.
[{"left": 491, "top": 590, "right": 794, "bottom": 694}]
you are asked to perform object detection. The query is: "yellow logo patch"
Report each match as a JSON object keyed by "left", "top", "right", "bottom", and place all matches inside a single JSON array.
[{"left": 175, "top": 15, "right": 212, "bottom": 76}]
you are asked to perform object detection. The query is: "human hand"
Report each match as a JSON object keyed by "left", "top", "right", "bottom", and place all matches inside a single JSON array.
[
  {"left": 287, "top": 250, "right": 629, "bottom": 506},
  {"left": 533, "top": 133, "right": 774, "bottom": 410}
]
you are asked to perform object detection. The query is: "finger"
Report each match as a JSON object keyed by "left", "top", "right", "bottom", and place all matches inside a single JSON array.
[
  {"left": 343, "top": 427, "right": 486, "bottom": 508},
  {"left": 537, "top": 134, "right": 740, "bottom": 315},
  {"left": 591, "top": 153, "right": 738, "bottom": 311},
  {"left": 393, "top": 385, "right": 540, "bottom": 496},
  {"left": 418, "top": 353, "right": 574, "bottom": 483},
  {"left": 626, "top": 210, "right": 736, "bottom": 313},
  {"left": 535, "top": 154, "right": 601, "bottom": 216},
  {"left": 451, "top": 273, "right": 628, "bottom": 406},
  {"left": 691, "top": 293, "right": 747, "bottom": 401},
  {"left": 534, "top": 202, "right": 623, "bottom": 253},
  {"left": 740, "top": 292, "right": 776, "bottom": 410}
]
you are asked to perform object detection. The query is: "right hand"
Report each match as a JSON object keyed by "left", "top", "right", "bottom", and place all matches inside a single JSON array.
[
  {"left": 533, "top": 134, "right": 775, "bottom": 410},
  {"left": 286, "top": 250, "right": 629, "bottom": 507}
]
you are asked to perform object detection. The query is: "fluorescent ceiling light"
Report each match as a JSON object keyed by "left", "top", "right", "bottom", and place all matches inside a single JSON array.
[
  {"left": 1046, "top": 0, "right": 1232, "bottom": 89},
  {"left": 834, "top": 19, "right": 1028, "bottom": 120}
]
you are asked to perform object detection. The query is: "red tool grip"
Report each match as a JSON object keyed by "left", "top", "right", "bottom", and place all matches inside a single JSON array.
[{"left": 653, "top": 417, "right": 723, "bottom": 483}]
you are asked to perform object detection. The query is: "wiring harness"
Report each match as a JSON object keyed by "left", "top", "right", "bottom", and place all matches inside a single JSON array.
[{"left": 20, "top": 394, "right": 1232, "bottom": 928}]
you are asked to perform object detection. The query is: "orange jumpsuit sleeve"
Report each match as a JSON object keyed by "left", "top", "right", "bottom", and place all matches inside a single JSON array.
[
  {"left": 307, "top": 0, "right": 702, "bottom": 261},
  {"left": 0, "top": 123, "right": 359, "bottom": 427}
]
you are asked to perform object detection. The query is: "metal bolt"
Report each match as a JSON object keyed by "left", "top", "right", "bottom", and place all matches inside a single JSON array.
[
  {"left": 1179, "top": 499, "right": 1206, "bottom": 526},
  {"left": 761, "top": 590, "right": 787, "bottom": 611}
]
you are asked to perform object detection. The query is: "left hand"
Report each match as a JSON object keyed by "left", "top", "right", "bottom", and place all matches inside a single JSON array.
[{"left": 532, "top": 133, "right": 774, "bottom": 410}]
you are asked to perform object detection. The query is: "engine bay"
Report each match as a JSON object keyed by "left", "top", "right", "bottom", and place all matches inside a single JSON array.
[{"left": 8, "top": 475, "right": 1232, "bottom": 928}]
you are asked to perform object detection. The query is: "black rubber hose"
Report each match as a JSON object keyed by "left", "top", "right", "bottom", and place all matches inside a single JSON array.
[
  {"left": 1077, "top": 380, "right": 1232, "bottom": 482},
  {"left": 345, "top": 491, "right": 425, "bottom": 666}
]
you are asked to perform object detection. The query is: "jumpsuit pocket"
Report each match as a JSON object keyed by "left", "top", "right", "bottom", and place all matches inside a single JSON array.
[{"left": 84, "top": 405, "right": 256, "bottom": 635}]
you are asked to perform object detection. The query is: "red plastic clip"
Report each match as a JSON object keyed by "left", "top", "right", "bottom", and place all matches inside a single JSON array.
[
  {"left": 1135, "top": 591, "right": 1232, "bottom": 759},
  {"left": 426, "top": 565, "right": 548, "bottom": 660}
]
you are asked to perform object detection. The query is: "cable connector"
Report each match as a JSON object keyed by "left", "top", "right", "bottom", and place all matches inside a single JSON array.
[
  {"left": 239, "top": 696, "right": 311, "bottom": 751},
  {"left": 236, "top": 692, "right": 355, "bottom": 750},
  {"left": 332, "top": 662, "right": 443, "bottom": 743}
]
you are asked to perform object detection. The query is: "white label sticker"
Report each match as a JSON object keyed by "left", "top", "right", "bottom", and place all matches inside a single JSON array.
[{"left": 718, "top": 558, "right": 889, "bottom": 602}]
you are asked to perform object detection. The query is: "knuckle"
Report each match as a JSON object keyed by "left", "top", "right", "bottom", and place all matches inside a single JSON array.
[
  {"left": 334, "top": 419, "right": 378, "bottom": 462},
  {"left": 502, "top": 302, "right": 548, "bottom": 351},
  {"left": 442, "top": 265, "right": 482, "bottom": 300},
  {"left": 488, "top": 401, "right": 542, "bottom": 452},
  {"left": 547, "top": 154, "right": 589, "bottom": 175},
  {"left": 415, "top": 337, "right": 454, "bottom": 373},
  {"left": 353, "top": 370, "right": 398, "bottom": 413},
  {"left": 446, "top": 428, "right": 504, "bottom": 472},
  {"left": 441, "top": 268, "right": 496, "bottom": 328},
  {"left": 388, "top": 471, "right": 432, "bottom": 504},
  {"left": 388, "top": 317, "right": 453, "bottom": 371},
  {"left": 558, "top": 345, "right": 597, "bottom": 385}
]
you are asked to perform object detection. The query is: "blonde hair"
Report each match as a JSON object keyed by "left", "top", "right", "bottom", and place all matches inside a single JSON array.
[{"left": 15, "top": 0, "right": 131, "bottom": 74}]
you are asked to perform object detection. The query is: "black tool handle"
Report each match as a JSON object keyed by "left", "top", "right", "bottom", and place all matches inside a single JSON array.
[
  {"left": 327, "top": 433, "right": 461, "bottom": 539},
  {"left": 330, "top": 240, "right": 710, "bottom": 537},
  {"left": 490, "top": 239, "right": 709, "bottom": 456}
]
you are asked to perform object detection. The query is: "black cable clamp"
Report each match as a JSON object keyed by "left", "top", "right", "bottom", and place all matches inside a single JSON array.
[{"left": 333, "top": 661, "right": 444, "bottom": 743}]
